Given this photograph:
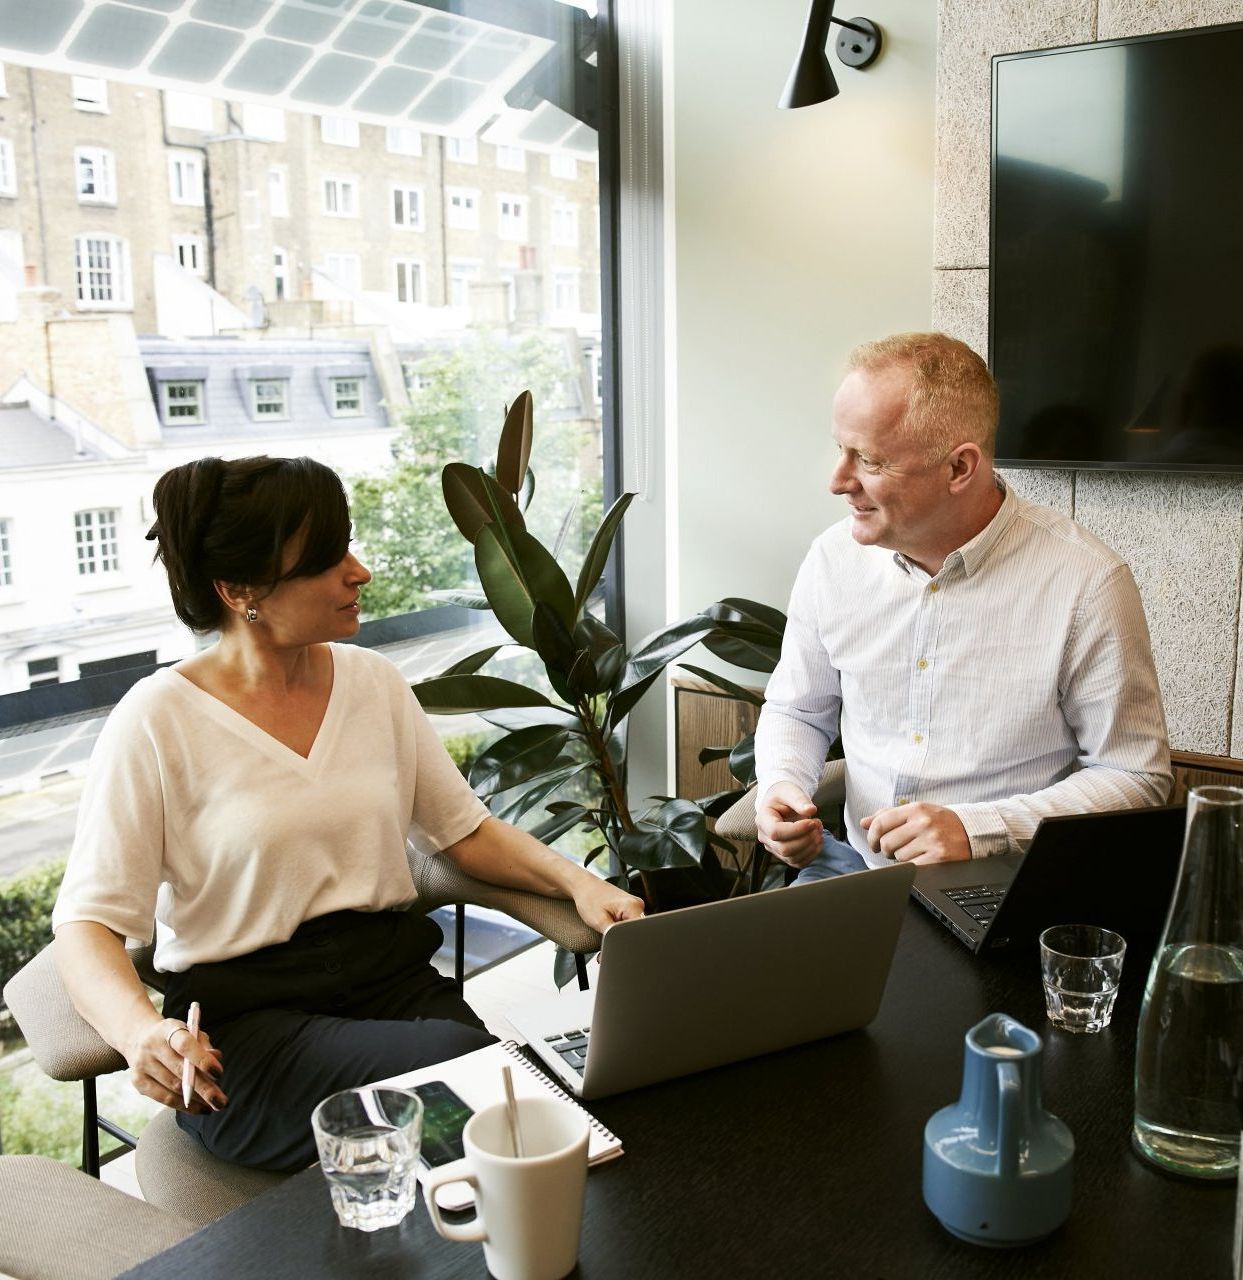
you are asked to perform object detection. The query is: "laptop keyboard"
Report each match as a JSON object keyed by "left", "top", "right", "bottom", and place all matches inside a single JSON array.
[
  {"left": 942, "top": 884, "right": 1008, "bottom": 924},
  {"left": 544, "top": 1027, "right": 591, "bottom": 1077}
]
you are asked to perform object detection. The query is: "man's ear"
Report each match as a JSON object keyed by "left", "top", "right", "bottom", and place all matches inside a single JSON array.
[{"left": 946, "top": 443, "right": 983, "bottom": 492}]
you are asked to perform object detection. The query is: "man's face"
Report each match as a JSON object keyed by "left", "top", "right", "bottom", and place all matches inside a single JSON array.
[{"left": 829, "top": 364, "right": 950, "bottom": 561}]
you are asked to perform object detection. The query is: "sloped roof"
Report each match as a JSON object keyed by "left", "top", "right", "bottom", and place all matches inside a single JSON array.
[{"left": 0, "top": 405, "right": 106, "bottom": 469}]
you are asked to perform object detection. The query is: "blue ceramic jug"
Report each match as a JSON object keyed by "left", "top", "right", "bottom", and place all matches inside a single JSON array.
[{"left": 923, "top": 1013, "right": 1074, "bottom": 1247}]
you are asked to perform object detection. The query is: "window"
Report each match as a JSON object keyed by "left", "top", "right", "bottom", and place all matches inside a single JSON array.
[
  {"left": 273, "top": 247, "right": 289, "bottom": 300},
  {"left": 330, "top": 376, "right": 364, "bottom": 416},
  {"left": 242, "top": 103, "right": 285, "bottom": 140},
  {"left": 322, "top": 252, "right": 361, "bottom": 292},
  {"left": 393, "top": 258, "right": 421, "bottom": 304},
  {"left": 498, "top": 195, "right": 527, "bottom": 241},
  {"left": 322, "top": 176, "right": 358, "bottom": 217},
  {"left": 446, "top": 187, "right": 478, "bottom": 230},
  {"left": 168, "top": 152, "right": 204, "bottom": 205},
  {"left": 159, "top": 379, "right": 205, "bottom": 424},
  {"left": 552, "top": 201, "right": 578, "bottom": 247},
  {"left": 385, "top": 126, "right": 421, "bottom": 156},
  {"left": 74, "top": 508, "right": 120, "bottom": 576},
  {"left": 0, "top": 517, "right": 12, "bottom": 586},
  {"left": 71, "top": 76, "right": 108, "bottom": 113},
  {"left": 320, "top": 115, "right": 359, "bottom": 147},
  {"left": 445, "top": 136, "right": 477, "bottom": 164},
  {"left": 251, "top": 378, "right": 289, "bottom": 419},
  {"left": 553, "top": 269, "right": 580, "bottom": 313},
  {"left": 27, "top": 657, "right": 59, "bottom": 688},
  {"left": 549, "top": 152, "right": 578, "bottom": 179},
  {"left": 172, "top": 235, "right": 205, "bottom": 276},
  {"left": 74, "top": 235, "right": 131, "bottom": 308},
  {"left": 75, "top": 148, "right": 116, "bottom": 204},
  {"left": 448, "top": 259, "right": 480, "bottom": 308},
  {"left": 496, "top": 145, "right": 525, "bottom": 171},
  {"left": 164, "top": 90, "right": 213, "bottom": 131},
  {"left": 0, "top": 139, "right": 14, "bottom": 197},
  {"left": 268, "top": 166, "right": 288, "bottom": 218},
  {"left": 391, "top": 185, "right": 423, "bottom": 230},
  {"left": 586, "top": 345, "right": 603, "bottom": 403}
]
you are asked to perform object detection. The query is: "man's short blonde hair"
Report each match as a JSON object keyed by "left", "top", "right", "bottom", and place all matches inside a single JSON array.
[{"left": 846, "top": 332, "right": 999, "bottom": 462}]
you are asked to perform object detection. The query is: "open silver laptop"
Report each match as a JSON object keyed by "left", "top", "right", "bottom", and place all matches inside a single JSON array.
[{"left": 508, "top": 862, "right": 915, "bottom": 1100}]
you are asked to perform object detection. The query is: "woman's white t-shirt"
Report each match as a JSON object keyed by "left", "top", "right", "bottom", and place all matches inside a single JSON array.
[{"left": 52, "top": 643, "right": 489, "bottom": 972}]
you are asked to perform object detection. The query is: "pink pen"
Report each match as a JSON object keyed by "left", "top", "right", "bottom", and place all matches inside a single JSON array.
[{"left": 180, "top": 1001, "right": 200, "bottom": 1108}]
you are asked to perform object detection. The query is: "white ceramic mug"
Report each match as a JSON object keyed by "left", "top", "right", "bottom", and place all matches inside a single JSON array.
[{"left": 424, "top": 1096, "right": 589, "bottom": 1280}]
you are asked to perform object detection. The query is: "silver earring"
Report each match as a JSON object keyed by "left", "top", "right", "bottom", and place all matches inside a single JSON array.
[{"left": 245, "top": 606, "right": 258, "bottom": 624}]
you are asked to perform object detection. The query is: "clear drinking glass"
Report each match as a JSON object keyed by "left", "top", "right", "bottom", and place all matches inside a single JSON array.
[
  {"left": 1039, "top": 924, "right": 1126, "bottom": 1033},
  {"left": 312, "top": 1086, "right": 423, "bottom": 1231}
]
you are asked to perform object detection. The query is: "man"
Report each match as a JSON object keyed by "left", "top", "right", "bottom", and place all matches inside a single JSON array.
[{"left": 754, "top": 332, "right": 1171, "bottom": 880}]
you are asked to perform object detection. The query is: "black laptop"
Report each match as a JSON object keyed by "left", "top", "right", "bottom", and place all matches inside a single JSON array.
[{"left": 911, "top": 805, "right": 1186, "bottom": 952}]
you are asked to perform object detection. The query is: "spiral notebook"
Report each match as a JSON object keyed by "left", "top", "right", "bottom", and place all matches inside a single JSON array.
[{"left": 376, "top": 1040, "right": 622, "bottom": 1210}]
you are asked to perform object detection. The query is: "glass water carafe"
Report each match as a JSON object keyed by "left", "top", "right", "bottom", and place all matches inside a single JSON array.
[{"left": 1133, "top": 785, "right": 1243, "bottom": 1179}]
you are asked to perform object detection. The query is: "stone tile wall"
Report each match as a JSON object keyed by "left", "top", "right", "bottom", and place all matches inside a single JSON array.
[{"left": 932, "top": 0, "right": 1243, "bottom": 756}]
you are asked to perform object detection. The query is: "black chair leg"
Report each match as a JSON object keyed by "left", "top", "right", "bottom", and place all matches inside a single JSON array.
[
  {"left": 81, "top": 1079, "right": 100, "bottom": 1178},
  {"left": 454, "top": 903, "right": 466, "bottom": 990},
  {"left": 575, "top": 953, "right": 590, "bottom": 991}
]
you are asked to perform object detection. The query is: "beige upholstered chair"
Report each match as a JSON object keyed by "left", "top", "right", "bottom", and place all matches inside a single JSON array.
[
  {"left": 712, "top": 759, "right": 847, "bottom": 845},
  {"left": 2, "top": 842, "right": 602, "bottom": 1230}
]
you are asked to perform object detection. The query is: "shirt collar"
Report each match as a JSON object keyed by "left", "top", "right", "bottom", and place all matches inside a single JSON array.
[{"left": 891, "top": 477, "right": 1018, "bottom": 580}]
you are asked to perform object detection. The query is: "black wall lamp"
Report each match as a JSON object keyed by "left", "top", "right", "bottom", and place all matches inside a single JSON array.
[{"left": 779, "top": 0, "right": 883, "bottom": 109}]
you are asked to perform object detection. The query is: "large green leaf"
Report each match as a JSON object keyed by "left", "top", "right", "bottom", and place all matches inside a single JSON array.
[
  {"left": 469, "top": 725, "right": 571, "bottom": 796},
  {"left": 676, "top": 663, "right": 765, "bottom": 707},
  {"left": 439, "top": 645, "right": 504, "bottom": 677},
  {"left": 531, "top": 602, "right": 578, "bottom": 677},
  {"left": 574, "top": 491, "right": 634, "bottom": 616},
  {"left": 608, "top": 615, "right": 715, "bottom": 727},
  {"left": 442, "top": 463, "right": 525, "bottom": 544},
  {"left": 728, "top": 732, "right": 757, "bottom": 787},
  {"left": 618, "top": 826, "right": 700, "bottom": 872},
  {"left": 573, "top": 615, "right": 625, "bottom": 693},
  {"left": 475, "top": 523, "right": 576, "bottom": 648},
  {"left": 480, "top": 706, "right": 581, "bottom": 732},
  {"left": 651, "top": 798, "right": 708, "bottom": 863},
  {"left": 706, "top": 597, "right": 787, "bottom": 634},
  {"left": 606, "top": 669, "right": 660, "bottom": 729},
  {"left": 411, "top": 674, "right": 552, "bottom": 714},
  {"left": 496, "top": 390, "right": 533, "bottom": 498},
  {"left": 529, "top": 803, "right": 592, "bottom": 844},
  {"left": 491, "top": 762, "right": 589, "bottom": 824},
  {"left": 702, "top": 626, "right": 783, "bottom": 673}
]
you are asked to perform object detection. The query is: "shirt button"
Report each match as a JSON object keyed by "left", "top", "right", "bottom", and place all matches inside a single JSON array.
[
  {"left": 897, "top": 796, "right": 910, "bottom": 805},
  {"left": 325, "top": 959, "right": 342, "bottom": 974},
  {"left": 929, "top": 582, "right": 940, "bottom": 593},
  {"left": 913, "top": 733, "right": 924, "bottom": 744},
  {"left": 916, "top": 658, "right": 928, "bottom": 670}
]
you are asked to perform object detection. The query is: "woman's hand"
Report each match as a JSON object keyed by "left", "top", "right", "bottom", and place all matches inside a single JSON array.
[
  {"left": 125, "top": 1017, "right": 228, "bottom": 1115},
  {"left": 571, "top": 873, "right": 645, "bottom": 933}
]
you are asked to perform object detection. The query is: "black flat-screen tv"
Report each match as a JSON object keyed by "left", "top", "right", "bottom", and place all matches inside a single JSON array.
[{"left": 990, "top": 23, "right": 1243, "bottom": 472}]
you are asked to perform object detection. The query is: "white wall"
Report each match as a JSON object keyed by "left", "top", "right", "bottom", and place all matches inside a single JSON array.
[{"left": 625, "top": 0, "right": 937, "bottom": 799}]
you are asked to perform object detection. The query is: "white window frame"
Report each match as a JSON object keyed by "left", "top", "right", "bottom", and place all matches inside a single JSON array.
[
  {"left": 391, "top": 184, "right": 423, "bottom": 230},
  {"left": 74, "top": 508, "right": 121, "bottom": 576},
  {"left": 250, "top": 378, "right": 290, "bottom": 421},
  {"left": 322, "top": 252, "right": 361, "bottom": 292},
  {"left": 445, "top": 136, "right": 477, "bottom": 164},
  {"left": 74, "top": 234, "right": 132, "bottom": 309},
  {"left": 0, "top": 139, "right": 15, "bottom": 198},
  {"left": 242, "top": 103, "right": 285, "bottom": 141},
  {"left": 0, "top": 516, "right": 12, "bottom": 587},
  {"left": 552, "top": 201, "right": 579, "bottom": 247},
  {"left": 71, "top": 76, "right": 108, "bottom": 113},
  {"left": 385, "top": 125, "right": 421, "bottom": 156},
  {"left": 495, "top": 145, "right": 525, "bottom": 171},
  {"left": 168, "top": 151, "right": 204, "bottom": 206},
  {"left": 164, "top": 90, "right": 213, "bottom": 131},
  {"left": 75, "top": 147, "right": 116, "bottom": 204},
  {"left": 268, "top": 165, "right": 288, "bottom": 218},
  {"left": 273, "top": 246, "right": 289, "bottom": 300},
  {"left": 322, "top": 175, "right": 359, "bottom": 218},
  {"left": 549, "top": 152, "right": 578, "bottom": 179},
  {"left": 329, "top": 376, "right": 364, "bottom": 417},
  {"left": 446, "top": 187, "right": 479, "bottom": 230},
  {"left": 553, "top": 268, "right": 580, "bottom": 314},
  {"left": 172, "top": 235, "right": 206, "bottom": 277},
  {"left": 497, "top": 194, "right": 527, "bottom": 241},
  {"left": 393, "top": 257, "right": 422, "bottom": 304},
  {"left": 159, "top": 378, "right": 205, "bottom": 424},
  {"left": 448, "top": 258, "right": 481, "bottom": 309},
  {"left": 320, "top": 115, "right": 360, "bottom": 147}
]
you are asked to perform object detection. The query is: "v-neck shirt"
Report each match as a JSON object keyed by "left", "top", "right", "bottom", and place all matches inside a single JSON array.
[{"left": 53, "top": 643, "right": 490, "bottom": 972}]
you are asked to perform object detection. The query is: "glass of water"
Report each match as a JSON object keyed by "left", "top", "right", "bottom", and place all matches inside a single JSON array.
[
  {"left": 1039, "top": 924, "right": 1127, "bottom": 1034},
  {"left": 312, "top": 1086, "right": 423, "bottom": 1231}
]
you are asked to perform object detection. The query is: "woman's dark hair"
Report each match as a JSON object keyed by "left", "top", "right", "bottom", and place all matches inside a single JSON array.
[{"left": 147, "top": 456, "right": 351, "bottom": 632}]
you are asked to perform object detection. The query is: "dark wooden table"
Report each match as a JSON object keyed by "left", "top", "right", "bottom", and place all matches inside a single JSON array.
[{"left": 121, "top": 907, "right": 1237, "bottom": 1279}]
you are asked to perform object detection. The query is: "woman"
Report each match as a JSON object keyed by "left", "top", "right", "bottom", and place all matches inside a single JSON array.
[{"left": 53, "top": 455, "right": 642, "bottom": 1172}]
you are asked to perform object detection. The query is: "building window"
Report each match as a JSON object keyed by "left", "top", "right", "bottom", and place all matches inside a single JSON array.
[
  {"left": 168, "top": 152, "right": 205, "bottom": 206},
  {"left": 74, "top": 235, "right": 131, "bottom": 308},
  {"left": 448, "top": 259, "right": 480, "bottom": 308},
  {"left": 322, "top": 252, "right": 361, "bottom": 292},
  {"left": 172, "top": 235, "right": 205, "bottom": 276},
  {"left": 242, "top": 103, "right": 285, "bottom": 141},
  {"left": 496, "top": 145, "right": 525, "bottom": 171},
  {"left": 0, "top": 139, "right": 15, "bottom": 197},
  {"left": 552, "top": 201, "right": 578, "bottom": 247},
  {"left": 445, "top": 136, "right": 477, "bottom": 164},
  {"left": 268, "top": 166, "right": 288, "bottom": 218},
  {"left": 586, "top": 345, "right": 603, "bottom": 404},
  {"left": 159, "top": 379, "right": 205, "bottom": 424},
  {"left": 498, "top": 195, "right": 526, "bottom": 241},
  {"left": 385, "top": 126, "right": 421, "bottom": 156},
  {"left": 27, "top": 657, "right": 59, "bottom": 688},
  {"left": 549, "top": 152, "right": 578, "bottom": 179},
  {"left": 391, "top": 185, "right": 423, "bottom": 230},
  {"left": 393, "top": 258, "right": 421, "bottom": 304},
  {"left": 251, "top": 378, "right": 289, "bottom": 420},
  {"left": 273, "top": 247, "right": 289, "bottom": 300},
  {"left": 164, "top": 90, "right": 213, "bottom": 131},
  {"left": 75, "top": 147, "right": 116, "bottom": 204},
  {"left": 320, "top": 115, "right": 359, "bottom": 147},
  {"left": 74, "top": 508, "right": 120, "bottom": 576},
  {"left": 553, "top": 269, "right": 579, "bottom": 314},
  {"left": 330, "top": 376, "right": 364, "bottom": 416},
  {"left": 0, "top": 517, "right": 12, "bottom": 586},
  {"left": 71, "top": 76, "right": 108, "bottom": 113},
  {"left": 446, "top": 187, "right": 479, "bottom": 230},
  {"left": 322, "top": 176, "right": 358, "bottom": 217}
]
